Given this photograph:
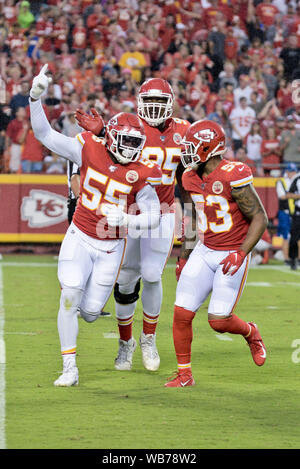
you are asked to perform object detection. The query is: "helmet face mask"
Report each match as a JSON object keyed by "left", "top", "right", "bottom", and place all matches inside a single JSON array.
[
  {"left": 181, "top": 120, "right": 227, "bottom": 169},
  {"left": 138, "top": 79, "right": 174, "bottom": 127},
  {"left": 181, "top": 140, "right": 202, "bottom": 169},
  {"left": 106, "top": 113, "right": 146, "bottom": 164}
]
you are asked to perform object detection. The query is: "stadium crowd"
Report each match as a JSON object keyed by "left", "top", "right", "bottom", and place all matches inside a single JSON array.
[{"left": 0, "top": 0, "right": 300, "bottom": 177}]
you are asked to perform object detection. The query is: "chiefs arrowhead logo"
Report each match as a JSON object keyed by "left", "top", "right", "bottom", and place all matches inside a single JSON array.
[
  {"left": 194, "top": 129, "right": 215, "bottom": 142},
  {"left": 21, "top": 189, "right": 68, "bottom": 228}
]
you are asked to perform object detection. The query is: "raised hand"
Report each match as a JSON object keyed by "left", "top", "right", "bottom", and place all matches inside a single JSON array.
[
  {"left": 30, "top": 64, "right": 52, "bottom": 100},
  {"left": 75, "top": 108, "right": 105, "bottom": 136}
]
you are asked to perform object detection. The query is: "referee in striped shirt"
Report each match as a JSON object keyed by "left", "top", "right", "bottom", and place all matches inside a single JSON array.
[{"left": 285, "top": 166, "right": 300, "bottom": 270}]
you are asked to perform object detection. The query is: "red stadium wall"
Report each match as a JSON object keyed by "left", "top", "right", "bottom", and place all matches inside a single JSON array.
[
  {"left": 0, "top": 174, "right": 68, "bottom": 242},
  {"left": 0, "top": 175, "right": 279, "bottom": 243}
]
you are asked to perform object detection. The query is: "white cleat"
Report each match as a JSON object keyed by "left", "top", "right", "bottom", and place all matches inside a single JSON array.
[
  {"left": 139, "top": 332, "right": 160, "bottom": 371},
  {"left": 115, "top": 338, "right": 137, "bottom": 371},
  {"left": 54, "top": 365, "right": 79, "bottom": 387}
]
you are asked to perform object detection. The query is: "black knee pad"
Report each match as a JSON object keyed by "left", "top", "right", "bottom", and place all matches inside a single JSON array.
[{"left": 114, "top": 279, "right": 141, "bottom": 305}]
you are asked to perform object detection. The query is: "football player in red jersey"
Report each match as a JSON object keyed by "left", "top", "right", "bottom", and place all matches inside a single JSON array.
[
  {"left": 165, "top": 120, "right": 268, "bottom": 388},
  {"left": 75, "top": 78, "right": 190, "bottom": 373},
  {"left": 29, "top": 65, "right": 162, "bottom": 386}
]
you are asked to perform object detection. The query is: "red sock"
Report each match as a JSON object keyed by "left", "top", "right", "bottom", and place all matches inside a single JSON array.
[
  {"left": 117, "top": 315, "right": 134, "bottom": 342},
  {"left": 208, "top": 314, "right": 251, "bottom": 337},
  {"left": 143, "top": 312, "right": 159, "bottom": 335},
  {"left": 173, "top": 305, "right": 195, "bottom": 372}
]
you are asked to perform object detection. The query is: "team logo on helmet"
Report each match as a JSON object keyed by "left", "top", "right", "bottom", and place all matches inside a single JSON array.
[
  {"left": 126, "top": 170, "right": 139, "bottom": 183},
  {"left": 212, "top": 181, "right": 223, "bottom": 194},
  {"left": 194, "top": 129, "right": 215, "bottom": 142}
]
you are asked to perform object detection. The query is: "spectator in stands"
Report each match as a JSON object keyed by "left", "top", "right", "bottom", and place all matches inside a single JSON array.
[
  {"left": 261, "top": 126, "right": 282, "bottom": 175},
  {"left": 245, "top": 121, "right": 263, "bottom": 172},
  {"left": 61, "top": 111, "right": 82, "bottom": 138},
  {"left": 180, "top": 104, "right": 205, "bottom": 124},
  {"left": 262, "top": 64, "right": 279, "bottom": 101},
  {"left": 249, "top": 90, "right": 265, "bottom": 115},
  {"left": 279, "top": 34, "right": 300, "bottom": 81},
  {"left": 0, "top": 104, "right": 10, "bottom": 172},
  {"left": 276, "top": 78, "right": 294, "bottom": 115},
  {"left": 44, "top": 152, "right": 66, "bottom": 174},
  {"left": 257, "top": 98, "right": 282, "bottom": 137},
  {"left": 275, "top": 116, "right": 287, "bottom": 137},
  {"left": 1, "top": 0, "right": 299, "bottom": 180},
  {"left": 9, "top": 80, "right": 30, "bottom": 118},
  {"left": 118, "top": 39, "right": 147, "bottom": 83},
  {"left": 229, "top": 96, "right": 256, "bottom": 152},
  {"left": 233, "top": 74, "right": 253, "bottom": 106},
  {"left": 280, "top": 115, "right": 300, "bottom": 165},
  {"left": 218, "top": 61, "right": 238, "bottom": 89},
  {"left": 234, "top": 54, "right": 252, "bottom": 81},
  {"left": 208, "top": 99, "right": 230, "bottom": 139},
  {"left": 224, "top": 27, "right": 239, "bottom": 65},
  {"left": 19, "top": 121, "right": 44, "bottom": 173},
  {"left": 207, "top": 18, "right": 226, "bottom": 63},
  {"left": 5, "top": 106, "right": 28, "bottom": 173},
  {"left": 17, "top": 1, "right": 35, "bottom": 30}
]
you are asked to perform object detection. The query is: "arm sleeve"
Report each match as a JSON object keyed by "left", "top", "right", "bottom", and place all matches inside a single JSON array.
[
  {"left": 29, "top": 98, "right": 82, "bottom": 167},
  {"left": 127, "top": 184, "right": 161, "bottom": 230},
  {"left": 276, "top": 180, "right": 286, "bottom": 198}
]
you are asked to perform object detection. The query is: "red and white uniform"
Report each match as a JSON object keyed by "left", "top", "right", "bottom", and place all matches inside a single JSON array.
[
  {"left": 176, "top": 159, "right": 253, "bottom": 314},
  {"left": 141, "top": 117, "right": 190, "bottom": 211},
  {"left": 29, "top": 98, "right": 161, "bottom": 324},
  {"left": 73, "top": 131, "right": 162, "bottom": 240},
  {"left": 182, "top": 159, "right": 253, "bottom": 250},
  {"left": 116, "top": 117, "right": 190, "bottom": 320}
]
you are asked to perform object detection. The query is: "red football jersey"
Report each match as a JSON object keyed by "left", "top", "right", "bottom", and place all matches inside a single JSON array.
[
  {"left": 141, "top": 117, "right": 190, "bottom": 211},
  {"left": 73, "top": 132, "right": 162, "bottom": 240},
  {"left": 182, "top": 159, "right": 253, "bottom": 250}
]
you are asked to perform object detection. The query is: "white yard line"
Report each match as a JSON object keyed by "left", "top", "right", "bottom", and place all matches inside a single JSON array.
[
  {"left": 1, "top": 262, "right": 57, "bottom": 268},
  {"left": 0, "top": 263, "right": 6, "bottom": 449},
  {"left": 1, "top": 260, "right": 300, "bottom": 275}
]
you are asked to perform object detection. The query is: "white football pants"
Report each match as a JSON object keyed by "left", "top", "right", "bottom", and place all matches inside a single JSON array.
[
  {"left": 116, "top": 212, "right": 175, "bottom": 321},
  {"left": 57, "top": 222, "right": 126, "bottom": 352},
  {"left": 175, "top": 242, "right": 251, "bottom": 315}
]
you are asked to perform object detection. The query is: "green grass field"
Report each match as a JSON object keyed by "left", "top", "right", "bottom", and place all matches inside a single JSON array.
[{"left": 1, "top": 254, "right": 300, "bottom": 449}]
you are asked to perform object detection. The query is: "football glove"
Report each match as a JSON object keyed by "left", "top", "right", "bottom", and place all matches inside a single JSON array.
[
  {"left": 30, "top": 64, "right": 52, "bottom": 100},
  {"left": 102, "top": 204, "right": 128, "bottom": 227},
  {"left": 75, "top": 108, "right": 105, "bottom": 136},
  {"left": 220, "top": 250, "right": 247, "bottom": 276},
  {"left": 176, "top": 257, "right": 187, "bottom": 281}
]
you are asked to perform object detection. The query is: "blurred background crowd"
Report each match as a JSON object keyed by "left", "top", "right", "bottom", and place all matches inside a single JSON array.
[{"left": 0, "top": 0, "right": 300, "bottom": 176}]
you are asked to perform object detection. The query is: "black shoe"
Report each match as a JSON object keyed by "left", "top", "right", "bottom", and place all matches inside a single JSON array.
[
  {"left": 290, "top": 259, "right": 297, "bottom": 270},
  {"left": 99, "top": 311, "right": 111, "bottom": 317}
]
